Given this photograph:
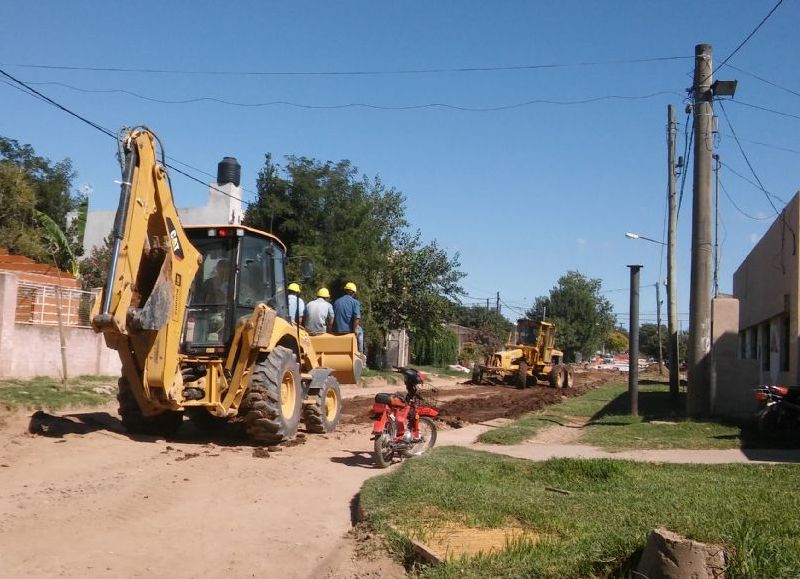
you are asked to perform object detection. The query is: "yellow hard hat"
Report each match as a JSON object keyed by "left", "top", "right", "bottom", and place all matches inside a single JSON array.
[
  {"left": 344, "top": 282, "right": 357, "bottom": 292},
  {"left": 287, "top": 282, "right": 301, "bottom": 293},
  {"left": 317, "top": 287, "right": 331, "bottom": 298}
]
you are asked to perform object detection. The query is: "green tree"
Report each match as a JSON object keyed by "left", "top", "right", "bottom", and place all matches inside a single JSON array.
[
  {"left": 606, "top": 330, "right": 629, "bottom": 353},
  {"left": 244, "top": 154, "right": 464, "bottom": 360},
  {"left": 450, "top": 304, "right": 514, "bottom": 353},
  {"left": 79, "top": 234, "right": 114, "bottom": 290},
  {"left": 0, "top": 136, "right": 84, "bottom": 270},
  {"left": 526, "top": 271, "right": 616, "bottom": 361},
  {"left": 638, "top": 324, "right": 665, "bottom": 358}
]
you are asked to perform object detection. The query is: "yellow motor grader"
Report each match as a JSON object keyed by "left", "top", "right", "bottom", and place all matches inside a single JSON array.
[
  {"left": 92, "top": 127, "right": 362, "bottom": 442},
  {"left": 472, "top": 319, "right": 573, "bottom": 388}
]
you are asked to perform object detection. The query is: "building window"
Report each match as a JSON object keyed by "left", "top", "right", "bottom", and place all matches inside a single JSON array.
[
  {"left": 751, "top": 326, "right": 758, "bottom": 360},
  {"left": 780, "top": 315, "right": 790, "bottom": 372},
  {"left": 762, "top": 322, "right": 770, "bottom": 371},
  {"left": 739, "top": 330, "right": 746, "bottom": 359}
]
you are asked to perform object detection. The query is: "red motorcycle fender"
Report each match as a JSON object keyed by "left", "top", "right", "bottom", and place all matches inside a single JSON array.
[
  {"left": 417, "top": 406, "right": 439, "bottom": 418},
  {"left": 372, "top": 411, "right": 389, "bottom": 437}
]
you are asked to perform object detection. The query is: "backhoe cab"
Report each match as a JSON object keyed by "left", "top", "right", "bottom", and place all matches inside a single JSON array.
[
  {"left": 472, "top": 319, "right": 573, "bottom": 389},
  {"left": 92, "top": 127, "right": 362, "bottom": 441}
]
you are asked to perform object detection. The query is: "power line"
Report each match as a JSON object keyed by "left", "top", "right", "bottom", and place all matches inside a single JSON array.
[
  {"left": 720, "top": 132, "right": 800, "bottom": 155},
  {"left": 726, "top": 64, "right": 800, "bottom": 99},
  {"left": 718, "top": 101, "right": 785, "bottom": 208},
  {"left": 677, "top": 109, "right": 694, "bottom": 217},
  {"left": 703, "top": 0, "right": 785, "bottom": 83},
  {"left": 1, "top": 55, "right": 692, "bottom": 77},
  {"left": 719, "top": 178, "right": 773, "bottom": 221},
  {"left": 19, "top": 80, "right": 682, "bottom": 112},
  {"left": 0, "top": 66, "right": 254, "bottom": 208},
  {"left": 728, "top": 99, "right": 800, "bottom": 122},
  {"left": 719, "top": 160, "right": 785, "bottom": 205}
]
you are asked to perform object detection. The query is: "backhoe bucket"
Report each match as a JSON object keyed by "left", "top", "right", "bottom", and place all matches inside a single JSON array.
[{"left": 308, "top": 333, "right": 363, "bottom": 385}]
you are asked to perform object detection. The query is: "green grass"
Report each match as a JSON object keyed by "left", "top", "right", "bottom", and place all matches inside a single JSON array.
[
  {"left": 479, "top": 380, "right": 743, "bottom": 450},
  {"left": 360, "top": 447, "right": 800, "bottom": 577},
  {"left": 0, "top": 376, "right": 117, "bottom": 410}
]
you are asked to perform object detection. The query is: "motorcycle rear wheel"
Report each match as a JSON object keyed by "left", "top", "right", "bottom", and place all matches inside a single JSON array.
[
  {"left": 373, "top": 421, "right": 396, "bottom": 469},
  {"left": 404, "top": 417, "right": 437, "bottom": 457}
]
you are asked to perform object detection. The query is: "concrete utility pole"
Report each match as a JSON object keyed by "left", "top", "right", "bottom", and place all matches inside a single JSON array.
[
  {"left": 687, "top": 43, "right": 714, "bottom": 417},
  {"left": 496, "top": 291, "right": 501, "bottom": 315},
  {"left": 628, "top": 265, "right": 642, "bottom": 416},
  {"left": 667, "top": 105, "right": 680, "bottom": 403}
]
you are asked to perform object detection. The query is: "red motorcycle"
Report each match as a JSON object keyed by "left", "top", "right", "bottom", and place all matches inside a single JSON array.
[{"left": 371, "top": 367, "right": 439, "bottom": 468}]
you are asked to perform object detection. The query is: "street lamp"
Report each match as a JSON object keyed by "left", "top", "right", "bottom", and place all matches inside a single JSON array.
[
  {"left": 625, "top": 232, "right": 666, "bottom": 246},
  {"left": 625, "top": 230, "right": 677, "bottom": 389}
]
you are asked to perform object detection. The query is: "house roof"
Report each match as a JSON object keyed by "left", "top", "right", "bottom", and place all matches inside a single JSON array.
[{"left": 0, "top": 249, "right": 80, "bottom": 288}]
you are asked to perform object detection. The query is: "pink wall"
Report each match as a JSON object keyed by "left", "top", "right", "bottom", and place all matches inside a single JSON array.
[{"left": 0, "top": 273, "right": 120, "bottom": 379}]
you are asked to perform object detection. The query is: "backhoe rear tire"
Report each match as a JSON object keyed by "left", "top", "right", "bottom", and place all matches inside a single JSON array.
[
  {"left": 117, "top": 377, "right": 183, "bottom": 438},
  {"left": 241, "top": 346, "right": 302, "bottom": 444},
  {"left": 303, "top": 375, "right": 342, "bottom": 434},
  {"left": 549, "top": 365, "right": 566, "bottom": 389}
]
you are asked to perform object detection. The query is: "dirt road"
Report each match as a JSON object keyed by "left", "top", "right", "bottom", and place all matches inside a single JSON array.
[{"left": 0, "top": 371, "right": 608, "bottom": 578}]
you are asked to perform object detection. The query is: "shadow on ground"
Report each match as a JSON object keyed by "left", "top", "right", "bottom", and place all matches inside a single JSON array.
[
  {"left": 587, "top": 389, "right": 800, "bottom": 457},
  {"left": 27, "top": 410, "right": 295, "bottom": 447}
]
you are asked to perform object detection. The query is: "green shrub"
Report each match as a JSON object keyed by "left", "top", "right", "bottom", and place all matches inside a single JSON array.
[{"left": 411, "top": 328, "right": 458, "bottom": 366}]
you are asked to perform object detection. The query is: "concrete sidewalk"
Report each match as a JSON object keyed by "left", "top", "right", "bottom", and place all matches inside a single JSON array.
[{"left": 437, "top": 423, "right": 800, "bottom": 465}]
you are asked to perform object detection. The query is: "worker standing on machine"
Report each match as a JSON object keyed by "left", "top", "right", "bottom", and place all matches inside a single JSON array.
[
  {"left": 305, "top": 287, "right": 334, "bottom": 335},
  {"left": 287, "top": 282, "right": 305, "bottom": 327},
  {"left": 333, "top": 282, "right": 363, "bottom": 353}
]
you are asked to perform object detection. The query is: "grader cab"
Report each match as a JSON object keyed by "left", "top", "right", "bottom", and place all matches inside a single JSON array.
[{"left": 473, "top": 319, "right": 573, "bottom": 388}]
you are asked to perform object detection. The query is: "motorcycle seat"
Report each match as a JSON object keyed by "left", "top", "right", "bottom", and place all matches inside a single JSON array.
[{"left": 374, "top": 392, "right": 406, "bottom": 407}]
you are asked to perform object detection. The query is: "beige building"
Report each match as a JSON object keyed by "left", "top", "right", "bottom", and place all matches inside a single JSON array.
[{"left": 732, "top": 193, "right": 799, "bottom": 388}]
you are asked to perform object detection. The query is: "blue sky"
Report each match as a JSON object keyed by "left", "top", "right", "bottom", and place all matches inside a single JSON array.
[{"left": 2, "top": 1, "right": 798, "bottom": 329}]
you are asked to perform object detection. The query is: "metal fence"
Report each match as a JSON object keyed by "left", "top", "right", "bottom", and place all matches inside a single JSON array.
[{"left": 15, "top": 282, "right": 97, "bottom": 328}]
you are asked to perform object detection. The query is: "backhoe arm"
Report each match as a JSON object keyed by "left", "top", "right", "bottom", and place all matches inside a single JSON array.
[{"left": 93, "top": 128, "right": 200, "bottom": 407}]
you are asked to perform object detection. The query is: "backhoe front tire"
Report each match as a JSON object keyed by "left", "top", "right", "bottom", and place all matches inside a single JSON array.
[
  {"left": 303, "top": 375, "right": 342, "bottom": 434},
  {"left": 241, "top": 346, "right": 303, "bottom": 444},
  {"left": 117, "top": 377, "right": 183, "bottom": 438}
]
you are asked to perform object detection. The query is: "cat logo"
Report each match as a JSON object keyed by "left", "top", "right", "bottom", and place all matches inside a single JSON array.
[{"left": 166, "top": 217, "right": 184, "bottom": 260}]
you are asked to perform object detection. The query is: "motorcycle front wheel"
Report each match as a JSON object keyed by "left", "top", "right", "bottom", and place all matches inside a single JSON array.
[
  {"left": 757, "top": 405, "right": 783, "bottom": 440},
  {"left": 404, "top": 417, "right": 438, "bottom": 457},
  {"left": 373, "top": 421, "right": 396, "bottom": 469}
]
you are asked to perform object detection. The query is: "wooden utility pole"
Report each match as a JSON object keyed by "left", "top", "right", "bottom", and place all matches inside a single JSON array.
[
  {"left": 667, "top": 105, "right": 680, "bottom": 405},
  {"left": 688, "top": 43, "right": 714, "bottom": 418},
  {"left": 628, "top": 265, "right": 642, "bottom": 416},
  {"left": 656, "top": 282, "right": 664, "bottom": 375}
]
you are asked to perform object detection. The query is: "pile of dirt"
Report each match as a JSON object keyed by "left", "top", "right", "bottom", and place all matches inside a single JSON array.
[{"left": 341, "top": 370, "right": 613, "bottom": 427}]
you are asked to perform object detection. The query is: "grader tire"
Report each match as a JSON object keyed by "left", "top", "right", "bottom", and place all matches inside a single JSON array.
[
  {"left": 471, "top": 362, "right": 483, "bottom": 385},
  {"left": 549, "top": 365, "right": 566, "bottom": 389},
  {"left": 241, "top": 346, "right": 302, "bottom": 443},
  {"left": 117, "top": 377, "right": 183, "bottom": 437},
  {"left": 563, "top": 366, "right": 575, "bottom": 388},
  {"left": 303, "top": 375, "right": 342, "bottom": 434},
  {"left": 516, "top": 362, "right": 528, "bottom": 389}
]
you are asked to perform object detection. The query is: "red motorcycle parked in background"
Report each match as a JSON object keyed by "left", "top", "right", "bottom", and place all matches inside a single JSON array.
[{"left": 371, "top": 367, "right": 438, "bottom": 468}]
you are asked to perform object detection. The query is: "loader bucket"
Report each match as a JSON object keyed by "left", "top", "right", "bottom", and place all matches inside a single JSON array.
[{"left": 308, "top": 333, "right": 363, "bottom": 385}]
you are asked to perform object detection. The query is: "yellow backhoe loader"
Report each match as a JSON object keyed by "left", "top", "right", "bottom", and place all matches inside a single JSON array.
[
  {"left": 472, "top": 319, "right": 573, "bottom": 388},
  {"left": 92, "top": 127, "right": 362, "bottom": 442}
]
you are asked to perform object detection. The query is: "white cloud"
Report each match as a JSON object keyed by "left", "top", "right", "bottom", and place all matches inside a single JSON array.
[
  {"left": 749, "top": 233, "right": 760, "bottom": 245},
  {"left": 576, "top": 238, "right": 587, "bottom": 247}
]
